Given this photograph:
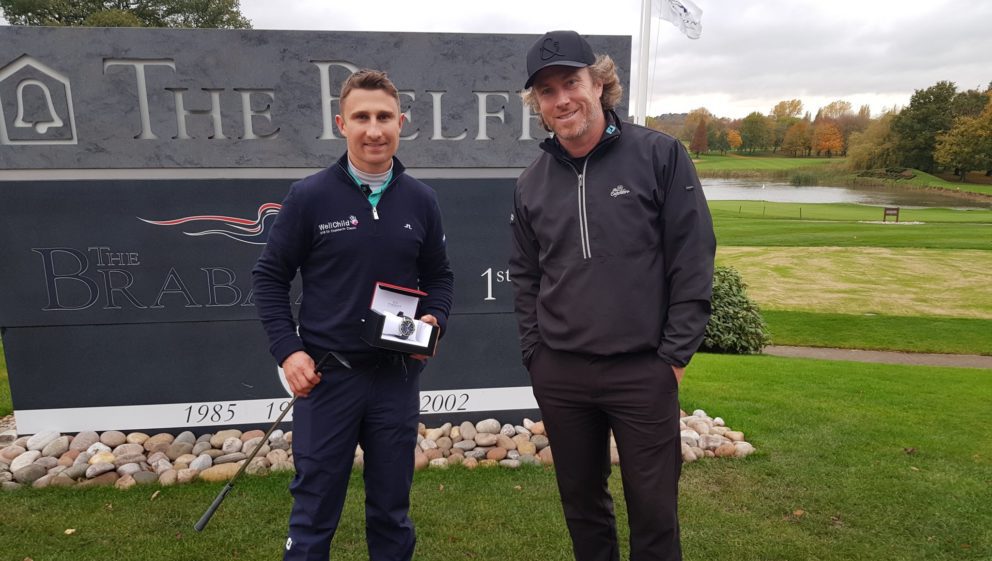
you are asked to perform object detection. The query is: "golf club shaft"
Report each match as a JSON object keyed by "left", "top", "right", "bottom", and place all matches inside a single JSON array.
[
  {"left": 194, "top": 393, "right": 297, "bottom": 531},
  {"left": 194, "top": 351, "right": 336, "bottom": 532}
]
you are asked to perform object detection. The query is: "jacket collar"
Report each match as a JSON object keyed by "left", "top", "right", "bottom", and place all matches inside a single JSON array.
[
  {"left": 334, "top": 152, "right": 406, "bottom": 181},
  {"left": 539, "top": 110, "right": 623, "bottom": 161}
]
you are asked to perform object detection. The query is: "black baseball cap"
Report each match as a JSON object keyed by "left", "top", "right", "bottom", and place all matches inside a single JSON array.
[{"left": 524, "top": 30, "right": 596, "bottom": 89}]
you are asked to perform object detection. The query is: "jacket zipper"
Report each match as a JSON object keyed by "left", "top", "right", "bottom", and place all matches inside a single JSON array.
[
  {"left": 577, "top": 161, "right": 591, "bottom": 259},
  {"left": 544, "top": 122, "right": 619, "bottom": 261},
  {"left": 574, "top": 145, "right": 605, "bottom": 260},
  {"left": 339, "top": 162, "right": 397, "bottom": 222}
]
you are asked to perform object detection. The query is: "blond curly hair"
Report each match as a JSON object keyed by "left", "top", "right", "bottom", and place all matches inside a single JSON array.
[{"left": 522, "top": 54, "right": 623, "bottom": 131}]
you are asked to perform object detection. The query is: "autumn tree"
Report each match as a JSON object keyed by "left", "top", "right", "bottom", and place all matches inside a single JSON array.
[
  {"left": 740, "top": 112, "right": 771, "bottom": 152},
  {"left": 689, "top": 119, "right": 708, "bottom": 157},
  {"left": 846, "top": 112, "right": 900, "bottom": 170},
  {"left": 892, "top": 81, "right": 957, "bottom": 172},
  {"left": 835, "top": 104, "right": 871, "bottom": 155},
  {"left": 812, "top": 122, "right": 843, "bottom": 157},
  {"left": 707, "top": 119, "right": 730, "bottom": 154},
  {"left": 766, "top": 100, "right": 804, "bottom": 154},
  {"left": 771, "top": 99, "right": 803, "bottom": 120},
  {"left": 646, "top": 114, "right": 684, "bottom": 138},
  {"left": 813, "top": 100, "right": 867, "bottom": 156},
  {"left": 935, "top": 95, "right": 992, "bottom": 181},
  {"left": 781, "top": 120, "right": 812, "bottom": 157},
  {"left": 0, "top": 0, "right": 252, "bottom": 28},
  {"left": 727, "top": 129, "right": 742, "bottom": 151},
  {"left": 680, "top": 107, "right": 714, "bottom": 142},
  {"left": 820, "top": 100, "right": 853, "bottom": 120},
  {"left": 771, "top": 116, "right": 799, "bottom": 153}
]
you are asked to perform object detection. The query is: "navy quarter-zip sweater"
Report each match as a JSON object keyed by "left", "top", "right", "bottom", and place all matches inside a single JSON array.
[{"left": 252, "top": 153, "right": 454, "bottom": 366}]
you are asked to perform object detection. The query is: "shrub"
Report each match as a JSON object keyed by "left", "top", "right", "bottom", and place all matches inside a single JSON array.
[
  {"left": 856, "top": 167, "right": 917, "bottom": 181},
  {"left": 790, "top": 172, "right": 819, "bottom": 186},
  {"left": 701, "top": 266, "right": 769, "bottom": 354}
]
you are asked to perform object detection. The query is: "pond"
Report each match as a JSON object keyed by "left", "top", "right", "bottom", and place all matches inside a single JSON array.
[{"left": 702, "top": 178, "right": 992, "bottom": 209}]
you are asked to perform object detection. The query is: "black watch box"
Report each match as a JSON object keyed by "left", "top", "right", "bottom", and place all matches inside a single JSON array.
[{"left": 361, "top": 282, "right": 439, "bottom": 355}]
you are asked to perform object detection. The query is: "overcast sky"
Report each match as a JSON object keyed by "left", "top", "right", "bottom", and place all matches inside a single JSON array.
[
  {"left": 3, "top": 0, "right": 989, "bottom": 119},
  {"left": 235, "top": 0, "right": 990, "bottom": 119}
]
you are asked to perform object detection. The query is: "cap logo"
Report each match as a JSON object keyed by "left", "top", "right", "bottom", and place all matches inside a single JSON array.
[{"left": 540, "top": 38, "right": 563, "bottom": 61}]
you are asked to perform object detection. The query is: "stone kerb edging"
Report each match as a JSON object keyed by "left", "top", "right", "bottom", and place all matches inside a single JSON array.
[{"left": 0, "top": 410, "right": 755, "bottom": 491}]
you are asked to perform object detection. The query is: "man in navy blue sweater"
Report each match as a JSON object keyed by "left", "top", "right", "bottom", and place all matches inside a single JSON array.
[{"left": 252, "top": 69, "right": 454, "bottom": 561}]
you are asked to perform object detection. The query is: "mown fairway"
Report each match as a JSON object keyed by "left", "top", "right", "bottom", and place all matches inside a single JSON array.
[
  {"left": 712, "top": 201, "right": 992, "bottom": 250},
  {"left": 2, "top": 354, "right": 989, "bottom": 561},
  {"left": 711, "top": 200, "right": 992, "bottom": 352},
  {"left": 694, "top": 153, "right": 844, "bottom": 173},
  {"left": 760, "top": 311, "right": 992, "bottom": 355}
]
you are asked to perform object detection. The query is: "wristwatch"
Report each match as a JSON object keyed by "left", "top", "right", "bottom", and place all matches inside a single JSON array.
[{"left": 395, "top": 312, "right": 416, "bottom": 340}]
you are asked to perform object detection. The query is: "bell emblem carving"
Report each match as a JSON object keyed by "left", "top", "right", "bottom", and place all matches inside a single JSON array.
[{"left": 14, "top": 78, "right": 64, "bottom": 134}]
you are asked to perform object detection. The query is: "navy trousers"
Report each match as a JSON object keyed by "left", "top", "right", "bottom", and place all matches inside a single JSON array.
[
  {"left": 529, "top": 345, "right": 683, "bottom": 561},
  {"left": 283, "top": 354, "right": 422, "bottom": 561}
]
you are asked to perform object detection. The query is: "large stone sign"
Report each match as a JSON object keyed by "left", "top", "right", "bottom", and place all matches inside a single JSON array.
[{"left": 0, "top": 26, "right": 630, "bottom": 434}]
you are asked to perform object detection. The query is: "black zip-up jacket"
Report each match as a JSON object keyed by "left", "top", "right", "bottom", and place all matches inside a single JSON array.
[
  {"left": 509, "top": 113, "right": 715, "bottom": 368},
  {"left": 253, "top": 153, "right": 454, "bottom": 366}
]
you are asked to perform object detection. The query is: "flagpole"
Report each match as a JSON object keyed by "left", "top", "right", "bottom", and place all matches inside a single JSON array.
[{"left": 635, "top": 0, "right": 651, "bottom": 125}]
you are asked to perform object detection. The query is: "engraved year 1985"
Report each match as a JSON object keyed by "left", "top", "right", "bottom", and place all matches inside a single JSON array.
[{"left": 183, "top": 402, "right": 238, "bottom": 424}]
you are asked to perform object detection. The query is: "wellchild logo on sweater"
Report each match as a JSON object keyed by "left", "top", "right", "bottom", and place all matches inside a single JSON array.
[{"left": 318, "top": 215, "right": 359, "bottom": 235}]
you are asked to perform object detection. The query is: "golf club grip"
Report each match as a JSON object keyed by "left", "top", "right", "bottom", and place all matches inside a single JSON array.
[{"left": 194, "top": 482, "right": 233, "bottom": 531}]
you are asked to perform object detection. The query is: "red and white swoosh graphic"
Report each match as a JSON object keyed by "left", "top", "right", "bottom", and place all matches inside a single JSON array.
[{"left": 138, "top": 203, "right": 281, "bottom": 245}]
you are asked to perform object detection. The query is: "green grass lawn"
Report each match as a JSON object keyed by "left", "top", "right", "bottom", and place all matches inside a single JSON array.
[
  {"left": 712, "top": 200, "right": 992, "bottom": 224},
  {"left": 873, "top": 169, "right": 992, "bottom": 197},
  {"left": 2, "top": 354, "right": 989, "bottom": 560},
  {"left": 762, "top": 310, "right": 992, "bottom": 355},
  {"left": 694, "top": 152, "right": 845, "bottom": 173},
  {"left": 712, "top": 201, "right": 992, "bottom": 250},
  {"left": 716, "top": 218, "right": 992, "bottom": 250},
  {"left": 0, "top": 339, "right": 10, "bottom": 417}
]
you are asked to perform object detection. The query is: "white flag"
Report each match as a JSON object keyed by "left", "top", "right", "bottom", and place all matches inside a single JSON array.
[{"left": 655, "top": 0, "right": 703, "bottom": 39}]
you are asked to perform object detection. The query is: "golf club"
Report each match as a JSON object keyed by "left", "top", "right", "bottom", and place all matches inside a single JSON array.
[{"left": 194, "top": 351, "right": 349, "bottom": 531}]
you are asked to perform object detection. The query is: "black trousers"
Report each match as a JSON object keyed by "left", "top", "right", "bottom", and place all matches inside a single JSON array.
[
  {"left": 529, "top": 345, "right": 683, "bottom": 561},
  {"left": 284, "top": 355, "right": 422, "bottom": 561}
]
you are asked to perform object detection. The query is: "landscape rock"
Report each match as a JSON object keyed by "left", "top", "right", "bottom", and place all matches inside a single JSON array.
[
  {"left": 26, "top": 431, "right": 60, "bottom": 452},
  {"left": 69, "top": 432, "right": 99, "bottom": 452}
]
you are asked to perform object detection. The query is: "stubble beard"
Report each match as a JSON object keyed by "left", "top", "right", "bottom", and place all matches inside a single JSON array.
[{"left": 550, "top": 112, "right": 592, "bottom": 143}]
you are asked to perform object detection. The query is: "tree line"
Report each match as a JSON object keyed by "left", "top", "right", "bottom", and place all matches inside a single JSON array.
[
  {"left": 0, "top": 0, "right": 251, "bottom": 28},
  {"left": 649, "top": 81, "right": 992, "bottom": 181}
]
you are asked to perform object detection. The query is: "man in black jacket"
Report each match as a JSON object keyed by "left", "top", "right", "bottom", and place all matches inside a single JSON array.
[{"left": 509, "top": 30, "right": 715, "bottom": 561}]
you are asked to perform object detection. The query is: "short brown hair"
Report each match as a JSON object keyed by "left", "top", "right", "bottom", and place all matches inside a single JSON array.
[
  {"left": 522, "top": 54, "right": 624, "bottom": 131},
  {"left": 340, "top": 69, "right": 401, "bottom": 111}
]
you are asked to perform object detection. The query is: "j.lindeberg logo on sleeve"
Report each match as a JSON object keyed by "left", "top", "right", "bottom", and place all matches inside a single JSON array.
[
  {"left": 610, "top": 185, "right": 631, "bottom": 198},
  {"left": 318, "top": 215, "right": 359, "bottom": 235}
]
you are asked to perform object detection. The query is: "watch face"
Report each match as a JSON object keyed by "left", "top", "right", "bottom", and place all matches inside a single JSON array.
[{"left": 398, "top": 316, "right": 416, "bottom": 339}]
